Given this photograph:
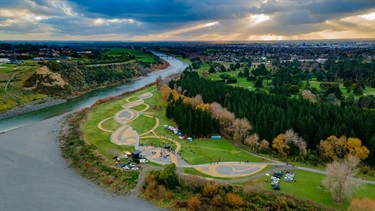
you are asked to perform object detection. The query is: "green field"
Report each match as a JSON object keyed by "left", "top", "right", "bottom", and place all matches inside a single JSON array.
[
  {"left": 262, "top": 169, "right": 375, "bottom": 210},
  {"left": 0, "top": 64, "right": 19, "bottom": 73},
  {"left": 81, "top": 95, "right": 135, "bottom": 159},
  {"left": 104, "top": 48, "right": 155, "bottom": 63},
  {"left": 179, "top": 138, "right": 262, "bottom": 165}
]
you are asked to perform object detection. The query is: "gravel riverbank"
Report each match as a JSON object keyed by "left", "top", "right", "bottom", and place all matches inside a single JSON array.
[{"left": 0, "top": 98, "right": 67, "bottom": 120}]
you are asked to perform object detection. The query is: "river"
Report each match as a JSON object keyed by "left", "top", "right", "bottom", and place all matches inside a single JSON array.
[{"left": 0, "top": 53, "right": 188, "bottom": 133}]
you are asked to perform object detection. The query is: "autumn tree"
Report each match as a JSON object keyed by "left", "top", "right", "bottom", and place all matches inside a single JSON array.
[
  {"left": 159, "top": 84, "right": 172, "bottom": 100},
  {"left": 209, "top": 102, "right": 235, "bottom": 132},
  {"left": 272, "top": 134, "right": 289, "bottom": 157},
  {"left": 323, "top": 155, "right": 360, "bottom": 203},
  {"left": 301, "top": 90, "right": 316, "bottom": 101},
  {"left": 191, "top": 94, "right": 203, "bottom": 107},
  {"left": 344, "top": 137, "right": 370, "bottom": 160},
  {"left": 230, "top": 118, "right": 252, "bottom": 142},
  {"left": 245, "top": 133, "right": 259, "bottom": 151},
  {"left": 284, "top": 129, "right": 307, "bottom": 156},
  {"left": 348, "top": 197, "right": 375, "bottom": 211},
  {"left": 320, "top": 136, "right": 369, "bottom": 161},
  {"left": 258, "top": 139, "right": 270, "bottom": 152}
]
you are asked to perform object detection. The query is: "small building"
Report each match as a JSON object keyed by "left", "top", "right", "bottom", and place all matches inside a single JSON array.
[{"left": 132, "top": 150, "right": 141, "bottom": 161}]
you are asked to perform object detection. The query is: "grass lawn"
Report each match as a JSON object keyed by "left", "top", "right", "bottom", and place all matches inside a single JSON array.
[
  {"left": 262, "top": 169, "right": 375, "bottom": 210},
  {"left": 81, "top": 96, "right": 134, "bottom": 159},
  {"left": 104, "top": 48, "right": 155, "bottom": 63},
  {"left": 0, "top": 64, "right": 19, "bottom": 73},
  {"left": 81, "top": 85, "right": 160, "bottom": 159},
  {"left": 127, "top": 114, "right": 156, "bottom": 135},
  {"left": 130, "top": 103, "right": 148, "bottom": 112},
  {"left": 100, "top": 117, "right": 121, "bottom": 131},
  {"left": 179, "top": 138, "right": 262, "bottom": 165}
]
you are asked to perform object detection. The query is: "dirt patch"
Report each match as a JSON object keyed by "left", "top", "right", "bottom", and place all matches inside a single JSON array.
[{"left": 35, "top": 66, "right": 67, "bottom": 87}]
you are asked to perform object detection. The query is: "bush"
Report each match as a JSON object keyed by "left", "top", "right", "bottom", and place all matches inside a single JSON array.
[
  {"left": 202, "top": 182, "right": 219, "bottom": 198},
  {"left": 225, "top": 193, "right": 244, "bottom": 208},
  {"left": 187, "top": 195, "right": 201, "bottom": 210}
]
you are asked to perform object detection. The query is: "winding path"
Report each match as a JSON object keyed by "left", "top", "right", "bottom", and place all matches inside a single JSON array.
[{"left": 97, "top": 92, "right": 267, "bottom": 178}]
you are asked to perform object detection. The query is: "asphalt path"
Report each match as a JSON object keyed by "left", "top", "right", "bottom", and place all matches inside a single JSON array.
[{"left": 0, "top": 114, "right": 161, "bottom": 211}]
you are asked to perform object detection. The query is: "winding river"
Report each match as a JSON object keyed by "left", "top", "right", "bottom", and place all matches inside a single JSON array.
[
  {"left": 0, "top": 53, "right": 188, "bottom": 133},
  {"left": 0, "top": 53, "right": 187, "bottom": 210}
]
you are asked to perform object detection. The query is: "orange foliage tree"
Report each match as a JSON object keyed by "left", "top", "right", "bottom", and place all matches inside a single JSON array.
[{"left": 319, "top": 135, "right": 369, "bottom": 161}]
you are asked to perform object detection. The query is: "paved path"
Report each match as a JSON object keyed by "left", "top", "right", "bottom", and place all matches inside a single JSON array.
[{"left": 98, "top": 92, "right": 266, "bottom": 178}]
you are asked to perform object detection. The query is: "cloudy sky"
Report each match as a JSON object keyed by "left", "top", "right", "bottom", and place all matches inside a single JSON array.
[{"left": 0, "top": 0, "right": 374, "bottom": 41}]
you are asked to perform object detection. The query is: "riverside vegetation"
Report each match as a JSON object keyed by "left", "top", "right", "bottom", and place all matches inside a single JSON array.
[{"left": 0, "top": 44, "right": 164, "bottom": 113}]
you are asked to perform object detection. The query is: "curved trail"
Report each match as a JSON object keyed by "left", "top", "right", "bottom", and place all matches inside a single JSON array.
[{"left": 99, "top": 92, "right": 267, "bottom": 178}]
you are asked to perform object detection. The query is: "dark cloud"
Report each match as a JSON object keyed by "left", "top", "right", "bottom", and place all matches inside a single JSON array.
[
  {"left": 69, "top": 0, "right": 258, "bottom": 23},
  {"left": 1, "top": 0, "right": 374, "bottom": 39}
]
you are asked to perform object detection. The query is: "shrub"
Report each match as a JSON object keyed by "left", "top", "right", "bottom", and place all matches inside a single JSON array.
[
  {"left": 202, "top": 182, "right": 219, "bottom": 198},
  {"left": 187, "top": 195, "right": 201, "bottom": 210},
  {"left": 225, "top": 193, "right": 244, "bottom": 208}
]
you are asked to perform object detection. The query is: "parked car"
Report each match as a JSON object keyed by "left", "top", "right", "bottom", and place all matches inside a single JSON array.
[
  {"left": 272, "top": 184, "right": 280, "bottom": 190},
  {"left": 140, "top": 158, "right": 148, "bottom": 163}
]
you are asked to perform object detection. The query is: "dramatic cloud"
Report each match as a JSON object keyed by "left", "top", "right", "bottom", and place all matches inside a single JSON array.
[{"left": 0, "top": 0, "right": 374, "bottom": 40}]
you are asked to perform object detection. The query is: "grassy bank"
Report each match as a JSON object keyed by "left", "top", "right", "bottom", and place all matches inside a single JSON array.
[{"left": 60, "top": 111, "right": 139, "bottom": 195}]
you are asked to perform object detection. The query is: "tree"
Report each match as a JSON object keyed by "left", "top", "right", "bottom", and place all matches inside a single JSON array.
[
  {"left": 244, "top": 133, "right": 259, "bottom": 151},
  {"left": 301, "top": 90, "right": 316, "bottom": 101},
  {"left": 230, "top": 118, "right": 252, "bottom": 142},
  {"left": 158, "top": 163, "right": 179, "bottom": 189},
  {"left": 209, "top": 102, "right": 235, "bottom": 132},
  {"left": 320, "top": 136, "right": 369, "bottom": 161},
  {"left": 272, "top": 134, "right": 289, "bottom": 157},
  {"left": 209, "top": 66, "right": 216, "bottom": 73},
  {"left": 344, "top": 138, "right": 370, "bottom": 160},
  {"left": 323, "top": 155, "right": 360, "bottom": 203},
  {"left": 289, "top": 85, "right": 300, "bottom": 95},
  {"left": 258, "top": 139, "right": 270, "bottom": 152},
  {"left": 319, "top": 135, "right": 346, "bottom": 161},
  {"left": 191, "top": 94, "right": 203, "bottom": 107}
]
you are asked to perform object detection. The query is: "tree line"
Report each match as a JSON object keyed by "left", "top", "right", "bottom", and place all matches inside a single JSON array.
[{"left": 170, "top": 70, "right": 375, "bottom": 164}]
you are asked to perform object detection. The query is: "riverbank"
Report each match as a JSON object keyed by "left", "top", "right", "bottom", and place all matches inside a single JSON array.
[{"left": 0, "top": 98, "right": 67, "bottom": 120}]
